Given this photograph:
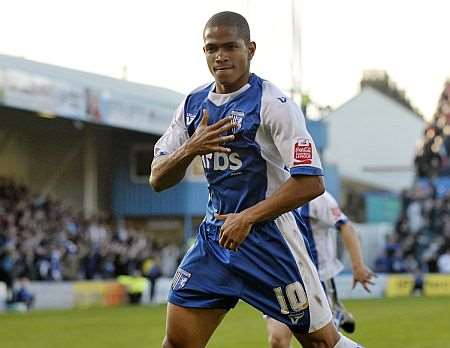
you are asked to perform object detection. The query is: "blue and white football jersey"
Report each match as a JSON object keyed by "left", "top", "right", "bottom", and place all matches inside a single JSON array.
[
  {"left": 154, "top": 74, "right": 331, "bottom": 333},
  {"left": 155, "top": 74, "right": 322, "bottom": 222}
]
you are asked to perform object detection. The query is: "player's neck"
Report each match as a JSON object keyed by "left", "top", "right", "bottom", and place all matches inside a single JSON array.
[{"left": 215, "top": 73, "right": 250, "bottom": 94}]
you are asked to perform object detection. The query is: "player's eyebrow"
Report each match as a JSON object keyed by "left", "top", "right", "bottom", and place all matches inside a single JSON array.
[{"left": 205, "top": 41, "right": 241, "bottom": 48}]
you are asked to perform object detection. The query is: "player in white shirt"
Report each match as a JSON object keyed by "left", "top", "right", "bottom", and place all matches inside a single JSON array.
[{"left": 266, "top": 191, "right": 374, "bottom": 348}]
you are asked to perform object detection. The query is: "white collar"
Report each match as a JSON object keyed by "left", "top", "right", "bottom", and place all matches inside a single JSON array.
[{"left": 208, "top": 82, "right": 251, "bottom": 106}]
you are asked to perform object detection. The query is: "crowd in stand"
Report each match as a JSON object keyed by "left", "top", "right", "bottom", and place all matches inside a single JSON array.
[
  {"left": 0, "top": 178, "right": 181, "bottom": 291},
  {"left": 415, "top": 81, "right": 450, "bottom": 178},
  {"left": 374, "top": 182, "right": 450, "bottom": 274},
  {"left": 375, "top": 81, "right": 450, "bottom": 274}
]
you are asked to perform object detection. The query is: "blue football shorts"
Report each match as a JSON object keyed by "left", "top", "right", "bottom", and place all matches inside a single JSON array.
[{"left": 168, "top": 212, "right": 332, "bottom": 333}]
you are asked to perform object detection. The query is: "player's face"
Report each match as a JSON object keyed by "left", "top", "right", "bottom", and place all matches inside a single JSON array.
[{"left": 203, "top": 25, "right": 255, "bottom": 94}]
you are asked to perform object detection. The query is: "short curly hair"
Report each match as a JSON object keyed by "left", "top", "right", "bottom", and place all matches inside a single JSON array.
[{"left": 203, "top": 11, "right": 251, "bottom": 42}]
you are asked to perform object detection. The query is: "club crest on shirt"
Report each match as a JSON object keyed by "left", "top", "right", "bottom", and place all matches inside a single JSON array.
[
  {"left": 186, "top": 113, "right": 196, "bottom": 126},
  {"left": 171, "top": 268, "right": 192, "bottom": 290},
  {"left": 229, "top": 110, "right": 245, "bottom": 133},
  {"left": 293, "top": 138, "right": 312, "bottom": 165}
]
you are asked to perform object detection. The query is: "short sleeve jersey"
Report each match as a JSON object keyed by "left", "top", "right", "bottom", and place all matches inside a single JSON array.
[
  {"left": 154, "top": 74, "right": 323, "bottom": 225},
  {"left": 301, "top": 191, "right": 349, "bottom": 280}
]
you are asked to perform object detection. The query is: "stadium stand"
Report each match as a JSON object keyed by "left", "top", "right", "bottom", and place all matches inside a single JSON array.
[{"left": 375, "top": 80, "right": 450, "bottom": 274}]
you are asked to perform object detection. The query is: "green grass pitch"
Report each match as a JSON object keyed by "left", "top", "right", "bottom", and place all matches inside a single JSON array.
[{"left": 1, "top": 297, "right": 449, "bottom": 347}]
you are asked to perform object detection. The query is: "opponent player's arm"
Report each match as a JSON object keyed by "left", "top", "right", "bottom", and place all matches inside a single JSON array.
[
  {"left": 340, "top": 222, "right": 375, "bottom": 291},
  {"left": 340, "top": 223, "right": 365, "bottom": 271},
  {"left": 150, "top": 110, "right": 235, "bottom": 192}
]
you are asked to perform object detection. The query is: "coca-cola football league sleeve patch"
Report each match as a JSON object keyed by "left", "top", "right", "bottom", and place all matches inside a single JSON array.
[
  {"left": 290, "top": 136, "right": 323, "bottom": 175},
  {"left": 293, "top": 137, "right": 313, "bottom": 165}
]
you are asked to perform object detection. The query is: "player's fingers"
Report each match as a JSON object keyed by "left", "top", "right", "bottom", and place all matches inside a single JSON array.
[
  {"left": 200, "top": 109, "right": 209, "bottom": 127},
  {"left": 209, "top": 116, "right": 233, "bottom": 130},
  {"left": 218, "top": 122, "right": 236, "bottom": 134},
  {"left": 217, "top": 134, "right": 235, "bottom": 144},
  {"left": 226, "top": 240, "right": 238, "bottom": 251},
  {"left": 363, "top": 283, "right": 372, "bottom": 293},
  {"left": 220, "top": 236, "right": 230, "bottom": 248},
  {"left": 215, "top": 213, "right": 228, "bottom": 221},
  {"left": 218, "top": 222, "right": 229, "bottom": 243},
  {"left": 210, "top": 146, "right": 232, "bottom": 153},
  {"left": 206, "top": 135, "right": 234, "bottom": 146},
  {"left": 208, "top": 123, "right": 235, "bottom": 138},
  {"left": 219, "top": 233, "right": 227, "bottom": 247},
  {"left": 206, "top": 121, "right": 229, "bottom": 136}
]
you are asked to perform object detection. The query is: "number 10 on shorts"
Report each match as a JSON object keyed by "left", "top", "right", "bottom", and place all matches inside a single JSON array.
[{"left": 273, "top": 281, "right": 309, "bottom": 314}]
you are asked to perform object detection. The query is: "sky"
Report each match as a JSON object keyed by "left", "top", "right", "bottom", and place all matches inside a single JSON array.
[{"left": 1, "top": 0, "right": 449, "bottom": 120}]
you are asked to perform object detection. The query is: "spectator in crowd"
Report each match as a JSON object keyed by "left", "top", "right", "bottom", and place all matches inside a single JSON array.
[
  {"left": 437, "top": 246, "right": 450, "bottom": 273},
  {"left": 0, "top": 247, "right": 14, "bottom": 297},
  {"left": 411, "top": 268, "right": 424, "bottom": 296},
  {"left": 160, "top": 243, "right": 180, "bottom": 277},
  {"left": 7, "top": 276, "right": 34, "bottom": 311},
  {"left": 143, "top": 256, "right": 162, "bottom": 302},
  {"left": 117, "top": 270, "right": 148, "bottom": 305},
  {"left": 374, "top": 251, "right": 391, "bottom": 273}
]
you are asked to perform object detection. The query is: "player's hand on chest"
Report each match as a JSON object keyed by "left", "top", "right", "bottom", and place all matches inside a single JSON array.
[{"left": 185, "top": 109, "right": 235, "bottom": 157}]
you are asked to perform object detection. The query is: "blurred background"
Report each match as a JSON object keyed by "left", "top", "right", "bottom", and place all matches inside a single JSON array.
[{"left": 0, "top": 0, "right": 449, "bottom": 347}]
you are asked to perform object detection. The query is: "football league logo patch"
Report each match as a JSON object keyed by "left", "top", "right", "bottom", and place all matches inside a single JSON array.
[
  {"left": 171, "top": 268, "right": 192, "bottom": 291},
  {"left": 230, "top": 110, "right": 244, "bottom": 133},
  {"left": 293, "top": 138, "right": 313, "bottom": 165}
]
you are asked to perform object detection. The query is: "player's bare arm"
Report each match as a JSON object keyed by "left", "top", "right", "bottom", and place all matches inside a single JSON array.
[
  {"left": 340, "top": 223, "right": 375, "bottom": 292},
  {"left": 217, "top": 175, "right": 324, "bottom": 251},
  {"left": 150, "top": 109, "right": 235, "bottom": 192}
]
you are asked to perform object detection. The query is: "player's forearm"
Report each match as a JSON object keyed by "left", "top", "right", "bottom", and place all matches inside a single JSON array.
[
  {"left": 149, "top": 144, "right": 196, "bottom": 192},
  {"left": 340, "top": 223, "right": 365, "bottom": 269},
  {"left": 242, "top": 175, "right": 325, "bottom": 224}
]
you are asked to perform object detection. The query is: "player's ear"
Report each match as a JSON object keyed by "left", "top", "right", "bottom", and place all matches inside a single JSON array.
[{"left": 248, "top": 41, "right": 256, "bottom": 60}]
